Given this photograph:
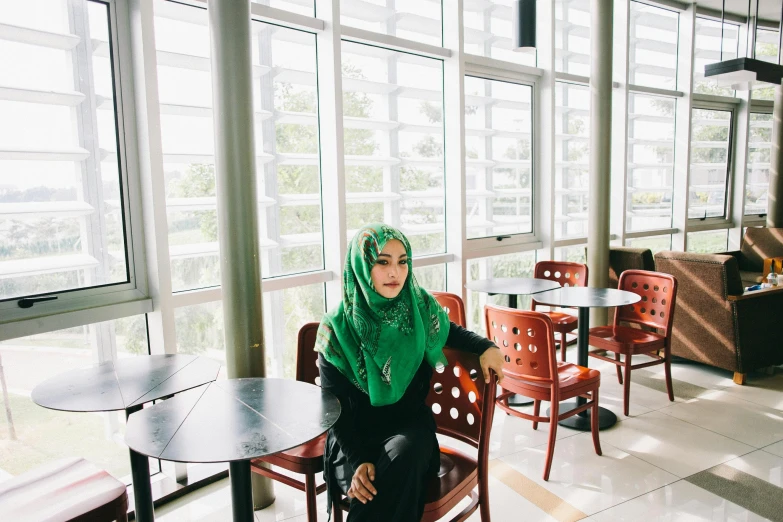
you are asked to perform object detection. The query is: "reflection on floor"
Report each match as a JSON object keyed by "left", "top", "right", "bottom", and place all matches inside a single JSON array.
[{"left": 156, "top": 355, "right": 783, "bottom": 522}]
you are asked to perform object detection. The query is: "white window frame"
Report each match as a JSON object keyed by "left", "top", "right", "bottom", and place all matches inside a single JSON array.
[
  {"left": 0, "top": 0, "right": 151, "bottom": 327},
  {"left": 461, "top": 60, "right": 542, "bottom": 253}
]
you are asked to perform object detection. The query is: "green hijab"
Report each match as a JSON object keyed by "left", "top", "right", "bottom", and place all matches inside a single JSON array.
[{"left": 315, "top": 223, "right": 450, "bottom": 406}]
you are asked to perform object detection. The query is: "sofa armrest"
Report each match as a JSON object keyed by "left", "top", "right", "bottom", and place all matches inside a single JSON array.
[
  {"left": 653, "top": 251, "right": 742, "bottom": 372},
  {"left": 721, "top": 250, "right": 752, "bottom": 271}
]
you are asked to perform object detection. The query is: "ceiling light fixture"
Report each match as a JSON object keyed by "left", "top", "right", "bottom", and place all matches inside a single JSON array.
[
  {"left": 512, "top": 0, "right": 536, "bottom": 50},
  {"left": 704, "top": 0, "right": 783, "bottom": 90}
]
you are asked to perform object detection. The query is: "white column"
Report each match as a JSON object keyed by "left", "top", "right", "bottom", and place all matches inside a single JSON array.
[
  {"left": 587, "top": 0, "right": 613, "bottom": 326},
  {"left": 208, "top": 0, "right": 274, "bottom": 507}
]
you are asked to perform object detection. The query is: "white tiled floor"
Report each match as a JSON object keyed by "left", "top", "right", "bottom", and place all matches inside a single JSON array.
[{"left": 155, "top": 359, "right": 783, "bottom": 521}]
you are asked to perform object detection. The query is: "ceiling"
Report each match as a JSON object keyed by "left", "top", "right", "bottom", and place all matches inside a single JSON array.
[{"left": 687, "top": 0, "right": 783, "bottom": 21}]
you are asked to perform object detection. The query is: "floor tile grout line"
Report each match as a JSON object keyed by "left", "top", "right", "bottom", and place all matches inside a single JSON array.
[
  {"left": 582, "top": 477, "right": 688, "bottom": 520},
  {"left": 654, "top": 404, "right": 771, "bottom": 450}
]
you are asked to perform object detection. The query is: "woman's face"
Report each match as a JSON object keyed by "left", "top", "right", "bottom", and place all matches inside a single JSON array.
[{"left": 370, "top": 239, "right": 409, "bottom": 299}]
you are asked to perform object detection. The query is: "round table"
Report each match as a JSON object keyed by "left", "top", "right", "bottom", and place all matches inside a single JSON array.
[
  {"left": 466, "top": 277, "right": 561, "bottom": 406},
  {"left": 31, "top": 354, "right": 222, "bottom": 522},
  {"left": 124, "top": 378, "right": 340, "bottom": 522},
  {"left": 465, "top": 277, "right": 561, "bottom": 309},
  {"left": 532, "top": 287, "right": 641, "bottom": 431}
]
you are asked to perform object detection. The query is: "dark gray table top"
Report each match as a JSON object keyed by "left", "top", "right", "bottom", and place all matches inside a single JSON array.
[
  {"left": 124, "top": 378, "right": 341, "bottom": 463},
  {"left": 31, "top": 354, "right": 222, "bottom": 413},
  {"left": 465, "top": 277, "right": 561, "bottom": 296},
  {"left": 531, "top": 287, "right": 641, "bottom": 308}
]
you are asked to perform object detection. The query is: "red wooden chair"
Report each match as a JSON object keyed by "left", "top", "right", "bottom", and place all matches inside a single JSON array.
[
  {"left": 332, "top": 347, "right": 497, "bottom": 521},
  {"left": 250, "top": 322, "right": 336, "bottom": 522},
  {"left": 588, "top": 270, "right": 678, "bottom": 416},
  {"left": 486, "top": 305, "right": 601, "bottom": 481},
  {"left": 0, "top": 457, "right": 128, "bottom": 521},
  {"left": 432, "top": 291, "right": 467, "bottom": 327},
  {"left": 531, "top": 261, "right": 588, "bottom": 362}
]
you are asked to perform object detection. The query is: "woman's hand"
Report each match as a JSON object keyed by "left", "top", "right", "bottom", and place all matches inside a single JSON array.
[
  {"left": 347, "top": 462, "right": 377, "bottom": 504},
  {"left": 480, "top": 347, "right": 505, "bottom": 384}
]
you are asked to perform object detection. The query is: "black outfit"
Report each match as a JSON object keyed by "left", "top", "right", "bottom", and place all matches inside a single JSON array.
[{"left": 320, "top": 322, "right": 494, "bottom": 522}]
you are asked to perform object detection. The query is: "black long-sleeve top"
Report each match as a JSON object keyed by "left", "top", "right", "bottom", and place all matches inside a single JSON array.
[{"left": 319, "top": 321, "right": 495, "bottom": 471}]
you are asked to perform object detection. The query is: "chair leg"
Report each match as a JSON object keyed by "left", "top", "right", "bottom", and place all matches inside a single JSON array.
[
  {"left": 623, "top": 353, "right": 632, "bottom": 416},
  {"left": 590, "top": 389, "right": 602, "bottom": 456},
  {"left": 543, "top": 402, "right": 558, "bottom": 481},
  {"left": 532, "top": 399, "right": 541, "bottom": 430},
  {"left": 332, "top": 492, "right": 344, "bottom": 522},
  {"left": 559, "top": 333, "right": 566, "bottom": 362},
  {"left": 479, "top": 474, "right": 491, "bottom": 522},
  {"left": 304, "top": 472, "right": 317, "bottom": 522},
  {"left": 615, "top": 353, "right": 623, "bottom": 385},
  {"left": 663, "top": 347, "right": 674, "bottom": 402}
]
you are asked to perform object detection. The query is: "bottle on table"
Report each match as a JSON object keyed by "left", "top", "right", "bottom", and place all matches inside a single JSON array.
[{"left": 767, "top": 260, "right": 778, "bottom": 288}]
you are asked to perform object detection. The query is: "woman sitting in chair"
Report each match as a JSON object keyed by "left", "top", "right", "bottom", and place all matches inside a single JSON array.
[{"left": 316, "top": 223, "right": 505, "bottom": 522}]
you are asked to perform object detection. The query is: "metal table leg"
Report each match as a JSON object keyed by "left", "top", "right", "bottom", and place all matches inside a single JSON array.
[
  {"left": 551, "top": 307, "right": 617, "bottom": 431},
  {"left": 230, "top": 460, "right": 254, "bottom": 522},
  {"left": 126, "top": 405, "right": 154, "bottom": 522}
]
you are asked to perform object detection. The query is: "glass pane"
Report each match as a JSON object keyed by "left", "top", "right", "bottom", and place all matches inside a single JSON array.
[
  {"left": 555, "top": 82, "right": 590, "bottom": 239},
  {"left": 463, "top": 0, "right": 535, "bottom": 65},
  {"left": 414, "top": 263, "right": 445, "bottom": 292},
  {"left": 751, "top": 28, "right": 779, "bottom": 100},
  {"left": 693, "top": 17, "right": 739, "bottom": 96},
  {"left": 629, "top": 1, "right": 678, "bottom": 90},
  {"left": 465, "top": 77, "right": 533, "bottom": 240},
  {"left": 686, "top": 229, "right": 728, "bottom": 253},
  {"left": 341, "top": 0, "right": 442, "bottom": 47},
  {"left": 251, "top": 0, "right": 313, "bottom": 17},
  {"left": 626, "top": 235, "right": 672, "bottom": 254},
  {"left": 627, "top": 93, "right": 675, "bottom": 232},
  {"left": 154, "top": 3, "right": 323, "bottom": 292},
  {"left": 555, "top": 245, "right": 586, "bottom": 263},
  {"left": 174, "top": 284, "right": 325, "bottom": 380},
  {"left": 746, "top": 113, "right": 772, "bottom": 216},
  {"left": 0, "top": 315, "right": 149, "bottom": 482},
  {"left": 689, "top": 108, "right": 732, "bottom": 220},
  {"left": 0, "top": 0, "right": 130, "bottom": 301},
  {"left": 466, "top": 251, "right": 536, "bottom": 333},
  {"left": 555, "top": 0, "right": 591, "bottom": 75},
  {"left": 341, "top": 41, "right": 445, "bottom": 255}
]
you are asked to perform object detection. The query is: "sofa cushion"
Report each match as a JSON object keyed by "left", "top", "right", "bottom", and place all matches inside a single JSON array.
[
  {"left": 738, "top": 270, "right": 764, "bottom": 287},
  {"left": 739, "top": 227, "right": 783, "bottom": 273}
]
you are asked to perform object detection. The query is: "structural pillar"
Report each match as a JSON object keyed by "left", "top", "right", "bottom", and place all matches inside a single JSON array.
[
  {"left": 769, "top": 85, "right": 783, "bottom": 227},
  {"left": 587, "top": 0, "right": 613, "bottom": 326},
  {"left": 208, "top": 0, "right": 274, "bottom": 508}
]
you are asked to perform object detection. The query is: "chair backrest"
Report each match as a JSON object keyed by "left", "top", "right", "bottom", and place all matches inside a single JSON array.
[
  {"left": 484, "top": 305, "right": 558, "bottom": 386},
  {"left": 615, "top": 270, "right": 678, "bottom": 338},
  {"left": 532, "top": 261, "right": 588, "bottom": 309},
  {"left": 424, "top": 347, "right": 497, "bottom": 453},
  {"left": 296, "top": 322, "right": 321, "bottom": 385},
  {"left": 431, "top": 291, "right": 467, "bottom": 327}
]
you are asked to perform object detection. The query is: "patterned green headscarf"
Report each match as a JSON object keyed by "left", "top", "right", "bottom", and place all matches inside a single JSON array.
[{"left": 315, "top": 223, "right": 450, "bottom": 406}]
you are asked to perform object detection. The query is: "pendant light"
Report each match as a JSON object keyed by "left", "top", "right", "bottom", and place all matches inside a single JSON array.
[
  {"left": 704, "top": 0, "right": 783, "bottom": 90},
  {"left": 512, "top": 0, "right": 536, "bottom": 50}
]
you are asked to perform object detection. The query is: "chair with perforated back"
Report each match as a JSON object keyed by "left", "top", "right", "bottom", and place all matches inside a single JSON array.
[
  {"left": 0, "top": 457, "right": 128, "bottom": 522},
  {"left": 250, "top": 322, "right": 336, "bottom": 522},
  {"left": 486, "top": 305, "right": 601, "bottom": 481},
  {"left": 531, "top": 261, "right": 588, "bottom": 362},
  {"left": 588, "top": 270, "right": 678, "bottom": 416},
  {"left": 432, "top": 291, "right": 467, "bottom": 327},
  {"left": 332, "top": 347, "right": 497, "bottom": 521}
]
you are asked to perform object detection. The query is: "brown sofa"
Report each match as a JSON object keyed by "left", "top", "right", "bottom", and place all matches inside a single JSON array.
[
  {"left": 609, "top": 247, "right": 655, "bottom": 288},
  {"left": 655, "top": 250, "right": 783, "bottom": 384},
  {"left": 723, "top": 227, "right": 783, "bottom": 287}
]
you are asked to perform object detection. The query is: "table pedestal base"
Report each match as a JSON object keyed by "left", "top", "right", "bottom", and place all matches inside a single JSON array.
[
  {"left": 548, "top": 402, "right": 617, "bottom": 431},
  {"left": 230, "top": 461, "right": 254, "bottom": 522},
  {"left": 507, "top": 395, "right": 534, "bottom": 407}
]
